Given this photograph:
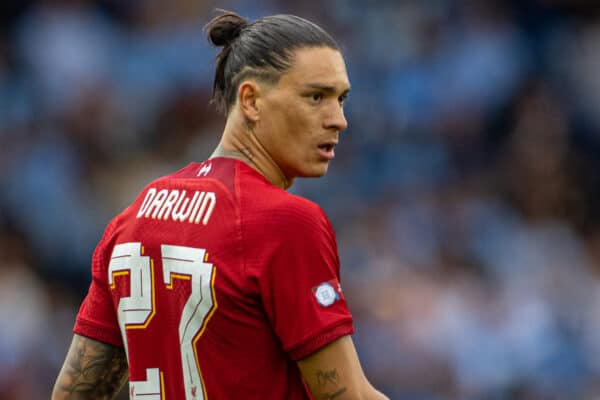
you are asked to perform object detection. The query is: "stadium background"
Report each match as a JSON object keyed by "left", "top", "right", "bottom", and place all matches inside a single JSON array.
[{"left": 2, "top": 0, "right": 600, "bottom": 398}]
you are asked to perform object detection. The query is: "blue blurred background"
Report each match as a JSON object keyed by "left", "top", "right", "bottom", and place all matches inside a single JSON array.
[{"left": 2, "top": 0, "right": 600, "bottom": 398}]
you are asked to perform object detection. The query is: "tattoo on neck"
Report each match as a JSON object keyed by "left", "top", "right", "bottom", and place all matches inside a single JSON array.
[
  {"left": 244, "top": 117, "right": 255, "bottom": 132},
  {"left": 240, "top": 147, "right": 254, "bottom": 160}
]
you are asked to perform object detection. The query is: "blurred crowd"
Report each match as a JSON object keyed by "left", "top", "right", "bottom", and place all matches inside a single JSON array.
[{"left": 2, "top": 0, "right": 600, "bottom": 398}]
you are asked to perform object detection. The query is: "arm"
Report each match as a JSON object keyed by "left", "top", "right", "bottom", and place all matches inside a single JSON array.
[
  {"left": 52, "top": 334, "right": 128, "bottom": 400},
  {"left": 297, "top": 335, "right": 389, "bottom": 400}
]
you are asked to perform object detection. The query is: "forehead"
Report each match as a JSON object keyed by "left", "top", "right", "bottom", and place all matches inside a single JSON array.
[{"left": 279, "top": 47, "right": 349, "bottom": 90}]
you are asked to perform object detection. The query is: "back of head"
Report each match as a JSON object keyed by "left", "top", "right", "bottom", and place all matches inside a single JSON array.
[{"left": 204, "top": 10, "right": 340, "bottom": 115}]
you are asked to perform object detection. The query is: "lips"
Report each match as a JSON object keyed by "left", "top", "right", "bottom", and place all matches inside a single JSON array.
[{"left": 317, "top": 142, "right": 337, "bottom": 160}]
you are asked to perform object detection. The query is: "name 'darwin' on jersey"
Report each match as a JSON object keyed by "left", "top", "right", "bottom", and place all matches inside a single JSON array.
[{"left": 136, "top": 187, "right": 216, "bottom": 225}]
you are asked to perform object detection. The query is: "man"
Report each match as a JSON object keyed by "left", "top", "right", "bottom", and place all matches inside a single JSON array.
[{"left": 52, "top": 11, "right": 389, "bottom": 400}]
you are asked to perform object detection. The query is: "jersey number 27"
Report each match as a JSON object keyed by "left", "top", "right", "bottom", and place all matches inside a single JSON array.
[{"left": 108, "top": 242, "right": 216, "bottom": 400}]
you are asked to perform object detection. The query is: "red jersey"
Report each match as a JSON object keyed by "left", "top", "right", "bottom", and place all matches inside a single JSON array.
[{"left": 74, "top": 157, "right": 354, "bottom": 399}]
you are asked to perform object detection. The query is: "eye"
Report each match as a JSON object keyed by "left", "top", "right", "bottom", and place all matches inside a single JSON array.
[
  {"left": 338, "top": 93, "right": 348, "bottom": 106},
  {"left": 310, "top": 92, "right": 323, "bottom": 103}
]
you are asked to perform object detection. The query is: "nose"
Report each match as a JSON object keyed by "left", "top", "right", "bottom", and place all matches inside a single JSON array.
[{"left": 324, "top": 103, "right": 348, "bottom": 132}]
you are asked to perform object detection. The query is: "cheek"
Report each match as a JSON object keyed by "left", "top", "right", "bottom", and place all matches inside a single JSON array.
[
  {"left": 288, "top": 104, "right": 318, "bottom": 137},
  {"left": 259, "top": 106, "right": 299, "bottom": 160},
  {"left": 261, "top": 96, "right": 317, "bottom": 161},
  {"left": 272, "top": 103, "right": 311, "bottom": 142}
]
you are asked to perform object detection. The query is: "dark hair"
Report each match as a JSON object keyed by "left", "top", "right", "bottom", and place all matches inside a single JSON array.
[{"left": 204, "top": 10, "right": 340, "bottom": 115}]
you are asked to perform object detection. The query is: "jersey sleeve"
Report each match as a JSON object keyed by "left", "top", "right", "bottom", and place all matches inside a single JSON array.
[
  {"left": 73, "top": 220, "right": 123, "bottom": 347},
  {"left": 252, "top": 200, "right": 354, "bottom": 360}
]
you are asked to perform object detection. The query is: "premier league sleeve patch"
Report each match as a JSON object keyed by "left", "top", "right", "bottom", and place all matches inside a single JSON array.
[{"left": 313, "top": 280, "right": 343, "bottom": 307}]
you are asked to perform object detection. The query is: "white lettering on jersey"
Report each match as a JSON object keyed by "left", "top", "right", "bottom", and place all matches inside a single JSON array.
[
  {"left": 136, "top": 188, "right": 216, "bottom": 225},
  {"left": 137, "top": 188, "right": 157, "bottom": 218},
  {"left": 197, "top": 162, "right": 212, "bottom": 177},
  {"left": 172, "top": 191, "right": 200, "bottom": 222},
  {"left": 147, "top": 189, "right": 169, "bottom": 219}
]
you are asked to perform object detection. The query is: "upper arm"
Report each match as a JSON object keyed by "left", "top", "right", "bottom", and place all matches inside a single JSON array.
[
  {"left": 52, "top": 334, "right": 128, "bottom": 400},
  {"left": 249, "top": 199, "right": 353, "bottom": 359},
  {"left": 297, "top": 335, "right": 389, "bottom": 400}
]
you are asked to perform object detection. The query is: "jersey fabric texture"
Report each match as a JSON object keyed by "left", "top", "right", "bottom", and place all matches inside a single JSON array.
[{"left": 73, "top": 157, "right": 354, "bottom": 399}]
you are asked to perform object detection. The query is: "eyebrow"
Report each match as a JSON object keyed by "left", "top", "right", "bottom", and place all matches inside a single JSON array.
[{"left": 305, "top": 83, "right": 351, "bottom": 95}]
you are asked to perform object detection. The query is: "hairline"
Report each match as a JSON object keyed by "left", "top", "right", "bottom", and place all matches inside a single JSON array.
[{"left": 225, "top": 44, "right": 341, "bottom": 115}]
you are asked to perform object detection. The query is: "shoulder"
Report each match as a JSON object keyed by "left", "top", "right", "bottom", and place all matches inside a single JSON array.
[
  {"left": 244, "top": 186, "right": 334, "bottom": 239},
  {"left": 90, "top": 212, "right": 125, "bottom": 274},
  {"left": 272, "top": 192, "right": 329, "bottom": 228}
]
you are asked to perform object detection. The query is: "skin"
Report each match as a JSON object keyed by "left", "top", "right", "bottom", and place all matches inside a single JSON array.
[
  {"left": 53, "top": 46, "right": 388, "bottom": 400},
  {"left": 212, "top": 46, "right": 350, "bottom": 189},
  {"left": 298, "top": 335, "right": 389, "bottom": 400},
  {"left": 52, "top": 334, "right": 128, "bottom": 400},
  {"left": 216, "top": 45, "right": 388, "bottom": 399}
]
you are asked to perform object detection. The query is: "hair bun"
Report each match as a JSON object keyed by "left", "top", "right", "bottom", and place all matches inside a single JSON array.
[{"left": 206, "top": 11, "right": 248, "bottom": 47}]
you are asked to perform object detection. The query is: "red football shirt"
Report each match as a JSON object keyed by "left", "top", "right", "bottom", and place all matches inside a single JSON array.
[{"left": 74, "top": 157, "right": 354, "bottom": 399}]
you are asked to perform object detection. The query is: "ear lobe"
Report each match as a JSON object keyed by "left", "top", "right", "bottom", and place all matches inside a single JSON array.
[{"left": 238, "top": 81, "right": 260, "bottom": 123}]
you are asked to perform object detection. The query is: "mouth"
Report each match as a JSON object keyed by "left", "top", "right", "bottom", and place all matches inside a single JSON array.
[{"left": 317, "top": 142, "right": 337, "bottom": 160}]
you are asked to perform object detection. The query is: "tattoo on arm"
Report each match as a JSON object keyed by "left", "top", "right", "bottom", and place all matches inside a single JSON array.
[
  {"left": 53, "top": 335, "right": 128, "bottom": 400},
  {"left": 317, "top": 369, "right": 340, "bottom": 387},
  {"left": 321, "top": 388, "right": 348, "bottom": 400},
  {"left": 316, "top": 369, "right": 348, "bottom": 400}
]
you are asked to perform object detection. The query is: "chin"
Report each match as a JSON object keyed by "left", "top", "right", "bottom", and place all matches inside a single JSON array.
[
  {"left": 295, "top": 170, "right": 327, "bottom": 179},
  {"left": 303, "top": 163, "right": 329, "bottom": 178},
  {"left": 289, "top": 159, "right": 330, "bottom": 179}
]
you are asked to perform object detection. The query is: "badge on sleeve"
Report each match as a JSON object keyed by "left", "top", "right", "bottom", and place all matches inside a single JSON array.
[{"left": 313, "top": 280, "right": 343, "bottom": 307}]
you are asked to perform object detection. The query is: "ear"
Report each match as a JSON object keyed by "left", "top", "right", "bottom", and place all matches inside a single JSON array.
[{"left": 237, "top": 80, "right": 261, "bottom": 123}]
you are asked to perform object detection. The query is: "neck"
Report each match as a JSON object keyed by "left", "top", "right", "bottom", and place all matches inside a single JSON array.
[{"left": 211, "top": 118, "right": 293, "bottom": 190}]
